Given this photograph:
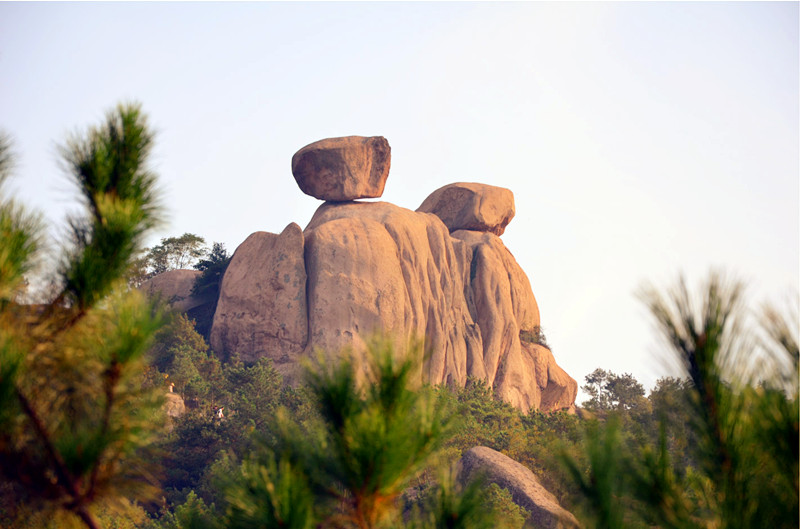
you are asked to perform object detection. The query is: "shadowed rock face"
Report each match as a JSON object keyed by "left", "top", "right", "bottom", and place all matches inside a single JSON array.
[
  {"left": 458, "top": 446, "right": 581, "bottom": 529},
  {"left": 164, "top": 392, "right": 186, "bottom": 419}
]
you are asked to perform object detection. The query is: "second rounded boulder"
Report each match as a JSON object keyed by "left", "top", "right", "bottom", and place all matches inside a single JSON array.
[{"left": 417, "top": 182, "right": 515, "bottom": 236}]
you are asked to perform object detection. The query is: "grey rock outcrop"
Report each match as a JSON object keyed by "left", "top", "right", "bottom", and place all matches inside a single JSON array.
[
  {"left": 418, "top": 182, "right": 515, "bottom": 236},
  {"left": 458, "top": 446, "right": 580, "bottom": 529},
  {"left": 209, "top": 223, "right": 307, "bottom": 366},
  {"left": 291, "top": 136, "right": 391, "bottom": 201}
]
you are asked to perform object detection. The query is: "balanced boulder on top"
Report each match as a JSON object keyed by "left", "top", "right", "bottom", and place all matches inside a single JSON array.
[
  {"left": 417, "top": 182, "right": 515, "bottom": 236},
  {"left": 291, "top": 136, "right": 391, "bottom": 201}
]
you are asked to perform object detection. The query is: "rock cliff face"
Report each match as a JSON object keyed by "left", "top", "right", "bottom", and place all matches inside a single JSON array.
[{"left": 150, "top": 136, "right": 577, "bottom": 412}]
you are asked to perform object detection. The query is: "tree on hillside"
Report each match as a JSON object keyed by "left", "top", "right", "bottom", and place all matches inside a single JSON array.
[
  {"left": 581, "top": 369, "right": 648, "bottom": 413},
  {"left": 0, "top": 104, "right": 166, "bottom": 529},
  {"left": 147, "top": 233, "right": 207, "bottom": 274},
  {"left": 192, "top": 242, "right": 230, "bottom": 296},
  {"left": 128, "top": 233, "right": 209, "bottom": 288}
]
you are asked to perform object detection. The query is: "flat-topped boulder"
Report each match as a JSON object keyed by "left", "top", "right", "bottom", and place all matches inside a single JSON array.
[
  {"left": 292, "top": 136, "right": 391, "bottom": 201},
  {"left": 417, "top": 182, "right": 515, "bottom": 236}
]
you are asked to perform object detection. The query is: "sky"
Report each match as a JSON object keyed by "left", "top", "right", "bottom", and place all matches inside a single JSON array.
[{"left": 1, "top": 2, "right": 797, "bottom": 401}]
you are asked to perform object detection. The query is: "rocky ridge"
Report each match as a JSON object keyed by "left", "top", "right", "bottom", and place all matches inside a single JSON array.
[{"left": 148, "top": 135, "right": 577, "bottom": 412}]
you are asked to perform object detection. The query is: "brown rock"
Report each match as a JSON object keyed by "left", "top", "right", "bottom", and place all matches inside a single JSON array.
[
  {"left": 458, "top": 446, "right": 581, "bottom": 529},
  {"left": 209, "top": 223, "right": 308, "bottom": 366},
  {"left": 164, "top": 392, "right": 186, "bottom": 419},
  {"left": 292, "top": 136, "right": 391, "bottom": 201},
  {"left": 206, "top": 178, "right": 577, "bottom": 412},
  {"left": 140, "top": 269, "right": 212, "bottom": 312},
  {"left": 301, "top": 201, "right": 573, "bottom": 412},
  {"left": 304, "top": 201, "right": 480, "bottom": 386},
  {"left": 417, "top": 182, "right": 515, "bottom": 236},
  {"left": 453, "top": 229, "right": 560, "bottom": 412},
  {"left": 523, "top": 343, "right": 579, "bottom": 411}
]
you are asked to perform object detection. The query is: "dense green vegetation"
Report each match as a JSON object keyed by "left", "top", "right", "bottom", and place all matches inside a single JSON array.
[{"left": 0, "top": 105, "right": 796, "bottom": 529}]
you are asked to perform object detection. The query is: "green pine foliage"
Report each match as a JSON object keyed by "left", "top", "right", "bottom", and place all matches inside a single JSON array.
[
  {"left": 222, "top": 339, "right": 513, "bottom": 529},
  {"left": 0, "top": 104, "right": 166, "bottom": 529},
  {"left": 189, "top": 242, "right": 231, "bottom": 339},
  {"left": 562, "top": 272, "right": 799, "bottom": 529}
]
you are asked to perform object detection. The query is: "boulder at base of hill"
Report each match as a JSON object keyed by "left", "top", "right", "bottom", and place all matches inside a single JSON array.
[
  {"left": 140, "top": 269, "right": 212, "bottom": 312},
  {"left": 292, "top": 136, "right": 391, "bottom": 201},
  {"left": 458, "top": 446, "right": 580, "bottom": 529},
  {"left": 209, "top": 223, "right": 308, "bottom": 366},
  {"left": 417, "top": 182, "right": 515, "bottom": 236}
]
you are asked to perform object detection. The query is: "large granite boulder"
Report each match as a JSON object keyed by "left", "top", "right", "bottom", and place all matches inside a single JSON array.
[
  {"left": 303, "top": 201, "right": 480, "bottom": 387},
  {"left": 444, "top": 229, "right": 576, "bottom": 410},
  {"left": 458, "top": 446, "right": 580, "bottom": 529},
  {"left": 417, "top": 182, "right": 515, "bottom": 236},
  {"left": 292, "top": 136, "right": 391, "bottom": 201},
  {"left": 209, "top": 223, "right": 308, "bottom": 366},
  {"left": 300, "top": 202, "right": 575, "bottom": 411}
]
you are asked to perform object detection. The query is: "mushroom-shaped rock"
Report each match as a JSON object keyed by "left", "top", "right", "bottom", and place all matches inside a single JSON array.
[
  {"left": 458, "top": 447, "right": 581, "bottom": 529},
  {"left": 417, "top": 182, "right": 515, "bottom": 236},
  {"left": 292, "top": 136, "right": 391, "bottom": 201}
]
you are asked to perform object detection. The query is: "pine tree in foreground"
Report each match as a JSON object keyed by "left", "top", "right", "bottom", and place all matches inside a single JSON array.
[
  {"left": 0, "top": 104, "right": 165, "bottom": 529},
  {"left": 562, "top": 272, "right": 799, "bottom": 529},
  {"left": 223, "top": 338, "right": 518, "bottom": 529}
]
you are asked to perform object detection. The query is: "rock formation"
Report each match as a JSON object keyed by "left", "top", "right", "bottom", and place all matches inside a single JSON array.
[
  {"left": 458, "top": 446, "right": 580, "bottom": 529},
  {"left": 292, "top": 136, "right": 391, "bottom": 201},
  {"left": 417, "top": 182, "right": 515, "bottom": 236},
  {"left": 209, "top": 224, "right": 308, "bottom": 366},
  {"left": 140, "top": 269, "right": 212, "bottom": 312},
  {"left": 145, "top": 136, "right": 577, "bottom": 412}
]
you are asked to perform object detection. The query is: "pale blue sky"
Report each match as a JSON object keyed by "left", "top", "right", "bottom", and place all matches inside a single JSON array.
[{"left": 1, "top": 2, "right": 797, "bottom": 399}]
